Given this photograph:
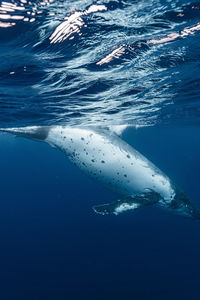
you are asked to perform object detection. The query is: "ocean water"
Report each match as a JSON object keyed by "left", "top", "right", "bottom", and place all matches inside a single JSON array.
[{"left": 0, "top": 0, "right": 200, "bottom": 299}]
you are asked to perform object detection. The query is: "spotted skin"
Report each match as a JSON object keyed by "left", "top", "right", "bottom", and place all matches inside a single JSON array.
[{"left": 1, "top": 126, "right": 200, "bottom": 219}]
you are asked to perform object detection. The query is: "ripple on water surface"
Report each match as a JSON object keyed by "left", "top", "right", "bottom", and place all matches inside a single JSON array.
[{"left": 0, "top": 0, "right": 200, "bottom": 127}]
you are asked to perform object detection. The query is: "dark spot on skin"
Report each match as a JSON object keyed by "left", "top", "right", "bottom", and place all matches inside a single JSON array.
[
  {"left": 82, "top": 162, "right": 86, "bottom": 166},
  {"left": 131, "top": 163, "right": 133, "bottom": 165},
  {"left": 101, "top": 160, "right": 105, "bottom": 163},
  {"left": 117, "top": 172, "right": 119, "bottom": 175},
  {"left": 81, "top": 137, "right": 84, "bottom": 141},
  {"left": 127, "top": 155, "right": 130, "bottom": 159},
  {"left": 86, "top": 152, "right": 88, "bottom": 155},
  {"left": 91, "top": 159, "right": 95, "bottom": 163},
  {"left": 124, "top": 174, "right": 127, "bottom": 177},
  {"left": 64, "top": 136, "right": 66, "bottom": 139}
]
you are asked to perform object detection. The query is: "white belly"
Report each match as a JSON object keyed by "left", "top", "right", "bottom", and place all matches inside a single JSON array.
[{"left": 47, "top": 126, "right": 175, "bottom": 201}]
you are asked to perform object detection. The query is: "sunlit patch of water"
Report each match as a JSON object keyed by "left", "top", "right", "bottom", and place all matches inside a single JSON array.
[
  {"left": 0, "top": 0, "right": 200, "bottom": 127},
  {"left": 0, "top": 0, "right": 54, "bottom": 27}
]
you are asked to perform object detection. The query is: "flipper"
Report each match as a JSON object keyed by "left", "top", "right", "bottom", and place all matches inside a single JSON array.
[{"left": 93, "top": 191, "right": 161, "bottom": 215}]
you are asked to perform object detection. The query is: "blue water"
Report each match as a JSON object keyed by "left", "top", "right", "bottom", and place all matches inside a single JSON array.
[{"left": 0, "top": 0, "right": 200, "bottom": 299}]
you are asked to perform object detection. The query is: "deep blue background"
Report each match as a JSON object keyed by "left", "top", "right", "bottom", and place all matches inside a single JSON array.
[{"left": 0, "top": 126, "right": 200, "bottom": 300}]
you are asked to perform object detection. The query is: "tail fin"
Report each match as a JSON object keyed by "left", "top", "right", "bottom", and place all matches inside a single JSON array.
[{"left": 0, "top": 126, "right": 50, "bottom": 141}]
